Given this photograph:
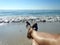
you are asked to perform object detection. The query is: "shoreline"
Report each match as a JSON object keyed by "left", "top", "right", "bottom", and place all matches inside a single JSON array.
[{"left": 0, "top": 16, "right": 60, "bottom": 23}]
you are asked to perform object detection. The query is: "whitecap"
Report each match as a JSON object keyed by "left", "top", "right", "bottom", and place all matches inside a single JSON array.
[{"left": 0, "top": 23, "right": 5, "bottom": 26}]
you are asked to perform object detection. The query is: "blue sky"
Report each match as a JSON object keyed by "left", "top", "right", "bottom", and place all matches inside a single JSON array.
[{"left": 0, "top": 0, "right": 60, "bottom": 10}]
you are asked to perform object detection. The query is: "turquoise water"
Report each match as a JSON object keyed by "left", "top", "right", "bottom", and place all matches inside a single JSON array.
[{"left": 0, "top": 10, "right": 60, "bottom": 16}]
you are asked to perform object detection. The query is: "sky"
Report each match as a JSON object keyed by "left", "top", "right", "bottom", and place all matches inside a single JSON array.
[{"left": 0, "top": 0, "right": 60, "bottom": 10}]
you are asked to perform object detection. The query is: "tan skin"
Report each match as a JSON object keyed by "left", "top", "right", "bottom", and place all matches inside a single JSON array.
[{"left": 27, "top": 26, "right": 60, "bottom": 45}]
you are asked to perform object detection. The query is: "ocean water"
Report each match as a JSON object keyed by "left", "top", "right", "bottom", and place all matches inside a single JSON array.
[
  {"left": 0, "top": 10, "right": 60, "bottom": 16},
  {"left": 0, "top": 10, "right": 60, "bottom": 45}
]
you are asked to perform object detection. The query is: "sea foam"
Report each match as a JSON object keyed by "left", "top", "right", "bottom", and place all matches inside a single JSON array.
[{"left": 0, "top": 16, "right": 60, "bottom": 23}]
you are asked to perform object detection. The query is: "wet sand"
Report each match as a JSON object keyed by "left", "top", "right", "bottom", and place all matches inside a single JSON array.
[{"left": 0, "top": 22, "right": 60, "bottom": 45}]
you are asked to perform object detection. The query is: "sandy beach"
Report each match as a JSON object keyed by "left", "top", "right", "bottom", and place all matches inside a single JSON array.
[{"left": 0, "top": 22, "right": 60, "bottom": 45}]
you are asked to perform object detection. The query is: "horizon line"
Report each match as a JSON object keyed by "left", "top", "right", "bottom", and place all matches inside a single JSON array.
[{"left": 0, "top": 9, "right": 60, "bottom": 10}]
